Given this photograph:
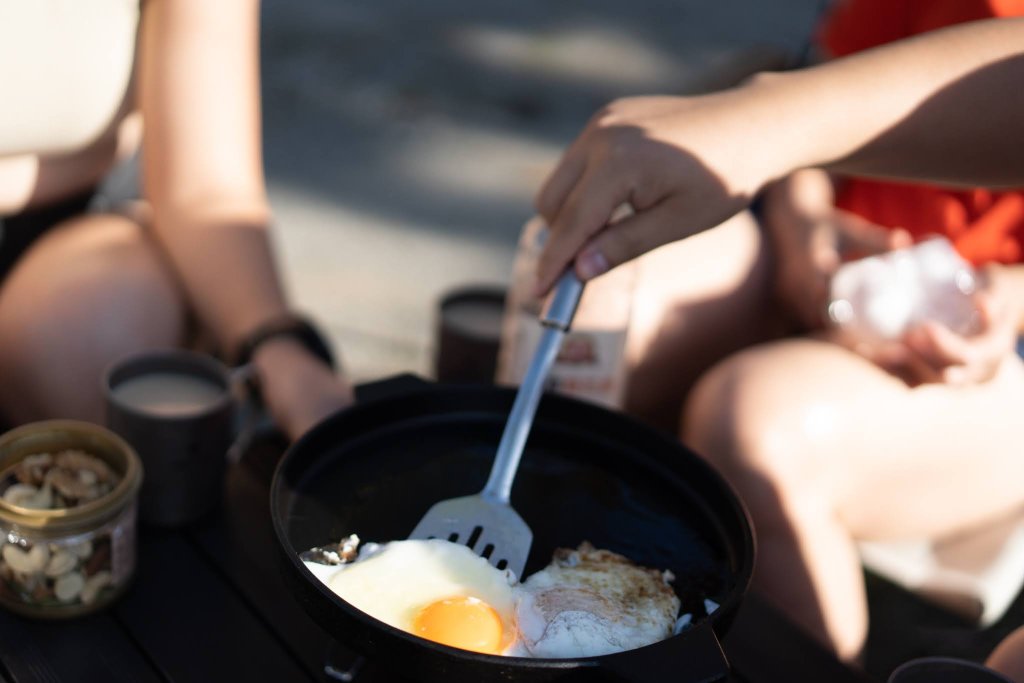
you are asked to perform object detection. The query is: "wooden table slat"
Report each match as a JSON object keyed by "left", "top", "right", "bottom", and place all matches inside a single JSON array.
[
  {"left": 188, "top": 444, "right": 340, "bottom": 680},
  {"left": 113, "top": 531, "right": 315, "bottom": 683},
  {"left": 0, "top": 610, "right": 161, "bottom": 683}
]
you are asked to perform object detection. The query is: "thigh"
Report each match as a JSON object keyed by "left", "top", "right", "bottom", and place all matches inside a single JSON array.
[
  {"left": 705, "top": 337, "right": 1024, "bottom": 541},
  {"left": 0, "top": 211, "right": 186, "bottom": 423},
  {"left": 836, "top": 353, "right": 1024, "bottom": 541},
  {"left": 623, "top": 210, "right": 788, "bottom": 430}
]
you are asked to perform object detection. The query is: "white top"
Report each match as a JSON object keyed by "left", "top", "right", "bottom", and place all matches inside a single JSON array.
[{"left": 0, "top": 0, "right": 138, "bottom": 157}]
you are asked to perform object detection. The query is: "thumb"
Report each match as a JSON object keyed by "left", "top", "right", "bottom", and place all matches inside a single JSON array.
[
  {"left": 574, "top": 198, "right": 736, "bottom": 281},
  {"left": 887, "top": 227, "right": 914, "bottom": 250},
  {"left": 834, "top": 210, "right": 906, "bottom": 258}
]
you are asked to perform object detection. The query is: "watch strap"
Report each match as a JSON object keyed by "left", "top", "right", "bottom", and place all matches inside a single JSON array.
[{"left": 233, "top": 313, "right": 336, "bottom": 370}]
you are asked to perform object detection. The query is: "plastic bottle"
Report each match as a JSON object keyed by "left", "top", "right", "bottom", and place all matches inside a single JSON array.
[
  {"left": 496, "top": 215, "right": 636, "bottom": 409},
  {"left": 826, "top": 236, "right": 980, "bottom": 342}
]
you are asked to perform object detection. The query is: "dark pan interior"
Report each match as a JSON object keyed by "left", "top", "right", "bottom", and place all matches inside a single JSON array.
[
  {"left": 272, "top": 381, "right": 754, "bottom": 681},
  {"left": 274, "top": 382, "right": 752, "bottom": 628}
]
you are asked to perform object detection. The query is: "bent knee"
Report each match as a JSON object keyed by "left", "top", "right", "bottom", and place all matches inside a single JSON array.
[
  {"left": 1, "top": 215, "right": 185, "bottom": 345},
  {"left": 682, "top": 341, "right": 841, "bottom": 495},
  {"left": 0, "top": 214, "right": 186, "bottom": 418}
]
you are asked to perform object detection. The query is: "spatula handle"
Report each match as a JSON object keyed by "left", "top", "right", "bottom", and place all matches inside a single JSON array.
[
  {"left": 482, "top": 271, "right": 585, "bottom": 504},
  {"left": 540, "top": 270, "right": 584, "bottom": 330}
]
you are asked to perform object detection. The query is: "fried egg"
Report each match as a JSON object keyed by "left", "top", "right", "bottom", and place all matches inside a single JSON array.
[
  {"left": 302, "top": 538, "right": 682, "bottom": 659},
  {"left": 508, "top": 542, "right": 680, "bottom": 658},
  {"left": 312, "top": 539, "right": 517, "bottom": 655}
]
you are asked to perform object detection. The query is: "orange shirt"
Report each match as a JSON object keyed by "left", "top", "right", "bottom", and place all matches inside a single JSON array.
[{"left": 819, "top": 0, "right": 1024, "bottom": 265}]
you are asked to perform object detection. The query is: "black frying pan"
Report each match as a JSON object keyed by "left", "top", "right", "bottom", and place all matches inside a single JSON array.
[{"left": 271, "top": 375, "right": 755, "bottom": 683}]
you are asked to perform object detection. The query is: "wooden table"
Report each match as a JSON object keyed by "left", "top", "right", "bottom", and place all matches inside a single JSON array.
[{"left": 0, "top": 412, "right": 879, "bottom": 683}]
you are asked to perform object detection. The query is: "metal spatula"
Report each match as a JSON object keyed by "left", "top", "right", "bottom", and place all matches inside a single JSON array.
[{"left": 409, "top": 270, "right": 584, "bottom": 579}]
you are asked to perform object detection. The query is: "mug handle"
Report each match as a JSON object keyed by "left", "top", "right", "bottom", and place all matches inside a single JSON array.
[{"left": 225, "top": 363, "right": 274, "bottom": 463}]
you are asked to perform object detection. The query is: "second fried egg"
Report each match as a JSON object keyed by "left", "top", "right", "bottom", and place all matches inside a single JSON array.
[{"left": 509, "top": 542, "right": 681, "bottom": 658}]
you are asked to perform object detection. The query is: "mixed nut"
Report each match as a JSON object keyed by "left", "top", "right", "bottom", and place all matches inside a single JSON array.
[
  {"left": 2, "top": 449, "right": 118, "bottom": 509},
  {"left": 0, "top": 537, "right": 114, "bottom": 606},
  {"left": 300, "top": 533, "right": 361, "bottom": 566},
  {"left": 0, "top": 450, "right": 123, "bottom": 609}
]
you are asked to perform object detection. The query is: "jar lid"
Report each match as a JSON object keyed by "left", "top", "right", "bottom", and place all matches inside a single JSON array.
[{"left": 0, "top": 420, "right": 142, "bottom": 533}]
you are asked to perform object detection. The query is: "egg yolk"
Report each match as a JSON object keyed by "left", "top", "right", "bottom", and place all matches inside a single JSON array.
[{"left": 412, "top": 596, "right": 505, "bottom": 654}]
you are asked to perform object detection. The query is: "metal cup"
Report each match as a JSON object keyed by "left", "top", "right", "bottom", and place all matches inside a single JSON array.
[
  {"left": 103, "top": 349, "right": 239, "bottom": 527},
  {"left": 434, "top": 285, "right": 506, "bottom": 384},
  {"left": 888, "top": 657, "right": 1013, "bottom": 683}
]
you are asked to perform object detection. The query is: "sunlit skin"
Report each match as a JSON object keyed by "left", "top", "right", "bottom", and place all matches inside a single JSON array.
[
  {"left": 413, "top": 596, "right": 505, "bottom": 655},
  {"left": 0, "top": 0, "right": 353, "bottom": 437}
]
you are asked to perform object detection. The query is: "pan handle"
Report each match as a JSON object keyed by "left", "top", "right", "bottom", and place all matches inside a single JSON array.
[
  {"left": 596, "top": 623, "right": 730, "bottom": 683},
  {"left": 354, "top": 373, "right": 433, "bottom": 403}
]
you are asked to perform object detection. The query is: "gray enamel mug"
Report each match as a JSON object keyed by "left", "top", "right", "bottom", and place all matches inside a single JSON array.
[{"left": 103, "top": 349, "right": 249, "bottom": 527}]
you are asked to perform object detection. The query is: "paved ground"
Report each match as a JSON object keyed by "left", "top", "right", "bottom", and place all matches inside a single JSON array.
[{"left": 259, "top": 0, "right": 826, "bottom": 382}]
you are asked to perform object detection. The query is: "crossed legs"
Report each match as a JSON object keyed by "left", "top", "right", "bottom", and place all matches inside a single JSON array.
[
  {"left": 683, "top": 339, "right": 1024, "bottom": 661},
  {"left": 615, "top": 210, "right": 1024, "bottom": 662}
]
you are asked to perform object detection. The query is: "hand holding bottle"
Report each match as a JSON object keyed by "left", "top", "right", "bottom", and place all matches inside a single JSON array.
[
  {"left": 827, "top": 251, "right": 1016, "bottom": 386},
  {"left": 900, "top": 267, "right": 1018, "bottom": 386},
  {"left": 826, "top": 237, "right": 980, "bottom": 342}
]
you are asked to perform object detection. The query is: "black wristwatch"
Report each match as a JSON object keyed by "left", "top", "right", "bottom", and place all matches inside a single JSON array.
[{"left": 232, "top": 313, "right": 336, "bottom": 370}]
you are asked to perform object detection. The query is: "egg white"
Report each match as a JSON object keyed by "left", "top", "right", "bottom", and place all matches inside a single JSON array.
[
  {"left": 509, "top": 543, "right": 680, "bottom": 658},
  {"left": 311, "top": 539, "right": 517, "bottom": 646},
  {"left": 302, "top": 539, "right": 683, "bottom": 659}
]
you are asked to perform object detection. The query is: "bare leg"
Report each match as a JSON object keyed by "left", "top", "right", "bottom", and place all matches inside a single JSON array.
[
  {"left": 987, "top": 625, "right": 1024, "bottom": 681},
  {"left": 0, "top": 211, "right": 186, "bottom": 424},
  {"left": 623, "top": 211, "right": 788, "bottom": 432},
  {"left": 683, "top": 338, "right": 1024, "bottom": 662}
]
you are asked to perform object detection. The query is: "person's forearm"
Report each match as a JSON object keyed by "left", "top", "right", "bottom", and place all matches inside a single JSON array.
[
  {"left": 531, "top": 17, "right": 1024, "bottom": 290},
  {"left": 140, "top": 0, "right": 291, "bottom": 357},
  {"left": 147, "top": 206, "right": 291, "bottom": 357},
  {"left": 743, "top": 17, "right": 1024, "bottom": 188}
]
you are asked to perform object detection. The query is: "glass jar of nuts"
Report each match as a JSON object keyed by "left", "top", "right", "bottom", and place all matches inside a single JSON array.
[{"left": 0, "top": 420, "right": 142, "bottom": 618}]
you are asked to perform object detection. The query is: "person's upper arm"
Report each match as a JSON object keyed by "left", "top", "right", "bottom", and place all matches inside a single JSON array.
[{"left": 138, "top": 0, "right": 268, "bottom": 223}]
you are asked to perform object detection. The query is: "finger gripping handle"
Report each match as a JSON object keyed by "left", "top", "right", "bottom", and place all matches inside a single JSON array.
[{"left": 540, "top": 270, "right": 585, "bottom": 330}]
